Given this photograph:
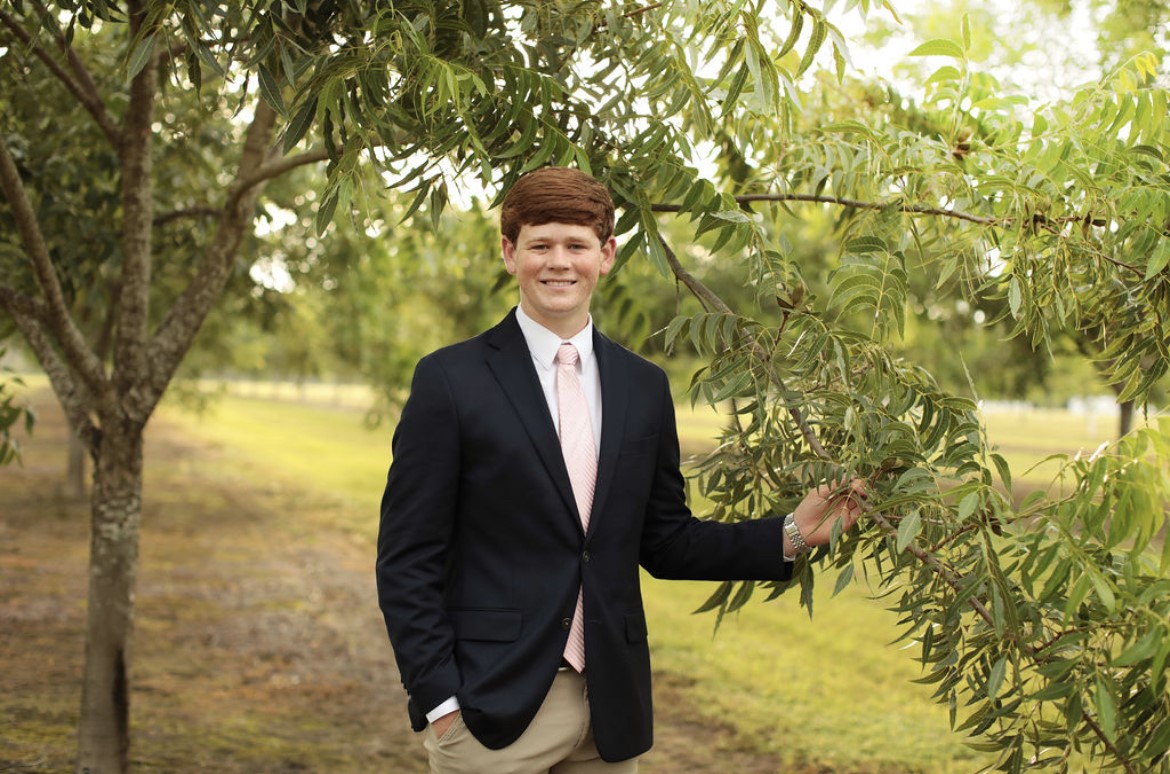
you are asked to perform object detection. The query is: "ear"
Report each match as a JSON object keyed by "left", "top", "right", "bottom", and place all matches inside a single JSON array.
[
  {"left": 501, "top": 236, "right": 518, "bottom": 275},
  {"left": 598, "top": 236, "right": 617, "bottom": 276}
]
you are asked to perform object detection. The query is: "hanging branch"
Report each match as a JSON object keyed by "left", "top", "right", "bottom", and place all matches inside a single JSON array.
[
  {"left": 658, "top": 233, "right": 1002, "bottom": 639},
  {"left": 652, "top": 193, "right": 1113, "bottom": 230},
  {"left": 655, "top": 230, "right": 1136, "bottom": 771}
]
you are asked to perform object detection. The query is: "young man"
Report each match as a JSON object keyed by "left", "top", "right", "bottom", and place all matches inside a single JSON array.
[{"left": 376, "top": 167, "right": 863, "bottom": 773}]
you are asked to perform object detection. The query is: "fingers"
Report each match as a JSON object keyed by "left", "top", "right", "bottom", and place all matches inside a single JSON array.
[{"left": 798, "top": 476, "right": 869, "bottom": 544}]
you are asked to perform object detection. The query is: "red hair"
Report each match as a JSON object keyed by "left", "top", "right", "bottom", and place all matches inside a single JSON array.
[{"left": 500, "top": 167, "right": 614, "bottom": 243}]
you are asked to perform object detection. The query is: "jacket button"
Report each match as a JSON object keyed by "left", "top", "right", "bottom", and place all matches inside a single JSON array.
[
  {"left": 582, "top": 550, "right": 590, "bottom": 563},
  {"left": 561, "top": 617, "right": 572, "bottom": 630}
]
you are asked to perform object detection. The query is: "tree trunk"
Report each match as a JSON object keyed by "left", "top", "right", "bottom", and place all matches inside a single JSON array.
[
  {"left": 67, "top": 432, "right": 88, "bottom": 501},
  {"left": 1118, "top": 400, "right": 1134, "bottom": 438},
  {"left": 75, "top": 418, "right": 144, "bottom": 774}
]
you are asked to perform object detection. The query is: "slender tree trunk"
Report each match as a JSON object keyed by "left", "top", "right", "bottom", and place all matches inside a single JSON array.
[
  {"left": 67, "top": 432, "right": 88, "bottom": 500},
  {"left": 75, "top": 417, "right": 143, "bottom": 774},
  {"left": 1118, "top": 399, "right": 1134, "bottom": 438}
]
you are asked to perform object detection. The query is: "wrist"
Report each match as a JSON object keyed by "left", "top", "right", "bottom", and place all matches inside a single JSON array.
[{"left": 783, "top": 511, "right": 811, "bottom": 556}]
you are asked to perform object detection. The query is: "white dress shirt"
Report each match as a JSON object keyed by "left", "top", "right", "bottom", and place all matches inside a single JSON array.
[
  {"left": 514, "top": 305, "right": 603, "bottom": 454},
  {"left": 426, "top": 306, "right": 602, "bottom": 723}
]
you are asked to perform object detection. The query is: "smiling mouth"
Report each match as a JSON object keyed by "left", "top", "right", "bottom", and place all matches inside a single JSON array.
[{"left": 542, "top": 280, "right": 577, "bottom": 287}]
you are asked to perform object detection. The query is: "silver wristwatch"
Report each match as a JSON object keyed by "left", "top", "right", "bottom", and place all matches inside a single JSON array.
[{"left": 783, "top": 512, "right": 811, "bottom": 556}]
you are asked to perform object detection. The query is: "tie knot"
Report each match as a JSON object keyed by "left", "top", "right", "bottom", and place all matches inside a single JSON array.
[{"left": 557, "top": 343, "right": 579, "bottom": 367}]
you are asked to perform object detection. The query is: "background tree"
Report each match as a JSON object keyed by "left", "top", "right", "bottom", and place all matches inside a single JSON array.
[
  {"left": 0, "top": 5, "right": 327, "bottom": 770},
  {"left": 1, "top": 2, "right": 1168, "bottom": 774}
]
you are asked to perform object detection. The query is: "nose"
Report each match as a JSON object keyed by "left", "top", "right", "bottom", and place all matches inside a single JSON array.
[{"left": 547, "top": 246, "right": 571, "bottom": 268}]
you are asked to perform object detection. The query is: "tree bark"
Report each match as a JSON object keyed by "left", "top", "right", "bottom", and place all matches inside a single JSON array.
[
  {"left": 75, "top": 416, "right": 143, "bottom": 774},
  {"left": 1118, "top": 399, "right": 1134, "bottom": 437},
  {"left": 67, "top": 432, "right": 88, "bottom": 501}
]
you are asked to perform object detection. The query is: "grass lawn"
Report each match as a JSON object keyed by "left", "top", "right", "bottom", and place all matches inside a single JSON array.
[
  {"left": 160, "top": 389, "right": 995, "bottom": 772},
  {"left": 13, "top": 374, "right": 1135, "bottom": 771}
]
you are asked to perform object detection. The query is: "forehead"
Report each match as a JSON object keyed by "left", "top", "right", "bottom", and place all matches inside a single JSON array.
[{"left": 515, "top": 222, "right": 600, "bottom": 244}]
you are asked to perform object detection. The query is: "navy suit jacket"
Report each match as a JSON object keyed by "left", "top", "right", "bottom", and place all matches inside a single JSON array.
[{"left": 376, "top": 309, "right": 790, "bottom": 762}]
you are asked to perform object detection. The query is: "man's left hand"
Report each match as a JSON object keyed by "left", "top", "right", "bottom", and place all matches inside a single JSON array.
[{"left": 792, "top": 478, "right": 867, "bottom": 547}]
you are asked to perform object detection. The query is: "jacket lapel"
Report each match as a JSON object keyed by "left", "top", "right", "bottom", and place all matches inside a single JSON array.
[
  {"left": 484, "top": 311, "right": 580, "bottom": 523},
  {"left": 589, "top": 329, "right": 628, "bottom": 539}
]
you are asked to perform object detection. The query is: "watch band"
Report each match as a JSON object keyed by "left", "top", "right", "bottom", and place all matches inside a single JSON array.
[{"left": 783, "top": 512, "right": 811, "bottom": 556}]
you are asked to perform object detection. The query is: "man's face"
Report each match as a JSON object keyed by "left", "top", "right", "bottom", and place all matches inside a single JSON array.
[{"left": 502, "top": 222, "right": 616, "bottom": 338}]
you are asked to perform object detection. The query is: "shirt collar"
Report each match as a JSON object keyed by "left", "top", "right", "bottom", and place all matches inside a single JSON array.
[{"left": 515, "top": 305, "right": 594, "bottom": 370}]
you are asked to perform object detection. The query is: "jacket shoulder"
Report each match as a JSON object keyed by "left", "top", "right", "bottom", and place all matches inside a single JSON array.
[{"left": 597, "top": 332, "right": 668, "bottom": 382}]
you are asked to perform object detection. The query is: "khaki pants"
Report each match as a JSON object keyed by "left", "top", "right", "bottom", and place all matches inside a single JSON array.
[{"left": 423, "top": 670, "right": 639, "bottom": 774}]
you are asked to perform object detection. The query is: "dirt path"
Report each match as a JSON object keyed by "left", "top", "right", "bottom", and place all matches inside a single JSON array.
[{"left": 1, "top": 397, "right": 782, "bottom": 772}]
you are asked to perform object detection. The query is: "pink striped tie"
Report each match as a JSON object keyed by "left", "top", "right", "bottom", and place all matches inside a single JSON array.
[{"left": 557, "top": 343, "right": 595, "bottom": 673}]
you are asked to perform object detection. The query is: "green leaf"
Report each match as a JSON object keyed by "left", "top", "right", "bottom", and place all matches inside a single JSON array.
[
  {"left": 845, "top": 236, "right": 887, "bottom": 253},
  {"left": 663, "top": 315, "right": 689, "bottom": 353},
  {"left": 283, "top": 97, "right": 318, "bottom": 153},
  {"left": 315, "top": 188, "right": 338, "bottom": 236},
  {"left": 797, "top": 19, "right": 827, "bottom": 77},
  {"left": 1008, "top": 277, "right": 1023, "bottom": 317},
  {"left": 1145, "top": 239, "right": 1170, "bottom": 280},
  {"left": 258, "top": 64, "right": 288, "bottom": 118},
  {"left": 776, "top": 9, "right": 804, "bottom": 59},
  {"left": 693, "top": 580, "right": 734, "bottom": 614},
  {"left": 126, "top": 32, "right": 156, "bottom": 80},
  {"left": 957, "top": 491, "right": 980, "bottom": 522},
  {"left": 990, "top": 453, "right": 1012, "bottom": 491},
  {"left": 1147, "top": 717, "right": 1170, "bottom": 761},
  {"left": 907, "top": 39, "right": 966, "bottom": 59},
  {"left": 1112, "top": 630, "right": 1159, "bottom": 667},
  {"left": 896, "top": 510, "right": 921, "bottom": 553},
  {"left": 925, "top": 65, "right": 962, "bottom": 86},
  {"left": 1086, "top": 569, "right": 1116, "bottom": 611},
  {"left": 1094, "top": 677, "right": 1117, "bottom": 737},
  {"left": 986, "top": 655, "right": 1006, "bottom": 700},
  {"left": 832, "top": 564, "right": 854, "bottom": 597}
]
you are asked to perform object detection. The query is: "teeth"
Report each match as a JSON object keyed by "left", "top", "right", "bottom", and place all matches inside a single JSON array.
[{"left": 544, "top": 281, "right": 575, "bottom": 286}]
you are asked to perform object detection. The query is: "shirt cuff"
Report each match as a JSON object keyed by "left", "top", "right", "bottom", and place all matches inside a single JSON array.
[{"left": 426, "top": 696, "right": 461, "bottom": 723}]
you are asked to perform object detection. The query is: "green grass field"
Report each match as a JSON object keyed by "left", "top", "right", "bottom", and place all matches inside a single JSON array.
[
  {"left": 156, "top": 388, "right": 1015, "bottom": 772},
  {"left": 12, "top": 374, "right": 1129, "bottom": 771}
]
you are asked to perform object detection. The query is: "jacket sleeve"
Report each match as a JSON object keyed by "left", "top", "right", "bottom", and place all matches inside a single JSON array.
[
  {"left": 376, "top": 354, "right": 462, "bottom": 718},
  {"left": 637, "top": 368, "right": 792, "bottom": 582}
]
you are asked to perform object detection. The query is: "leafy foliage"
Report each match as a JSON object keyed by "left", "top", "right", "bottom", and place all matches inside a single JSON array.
[{"left": 0, "top": 349, "right": 34, "bottom": 466}]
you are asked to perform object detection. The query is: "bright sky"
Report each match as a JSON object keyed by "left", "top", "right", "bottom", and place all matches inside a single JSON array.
[{"left": 831, "top": 0, "right": 1110, "bottom": 103}]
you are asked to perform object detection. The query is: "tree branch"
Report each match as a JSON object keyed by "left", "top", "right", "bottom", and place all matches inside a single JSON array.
[
  {"left": 112, "top": 6, "right": 159, "bottom": 406},
  {"left": 139, "top": 101, "right": 282, "bottom": 420},
  {"left": 650, "top": 192, "right": 996, "bottom": 225},
  {"left": 657, "top": 234, "right": 999, "bottom": 629},
  {"left": 656, "top": 219, "right": 1138, "bottom": 772},
  {"left": 0, "top": 7, "right": 122, "bottom": 153},
  {"left": 229, "top": 148, "right": 329, "bottom": 208},
  {"left": 1, "top": 296, "right": 100, "bottom": 457},
  {"left": 653, "top": 192, "right": 1121, "bottom": 232},
  {"left": 658, "top": 236, "right": 829, "bottom": 458},
  {"left": 0, "top": 132, "right": 110, "bottom": 404},
  {"left": 0, "top": 284, "right": 50, "bottom": 324},
  {"left": 152, "top": 207, "right": 223, "bottom": 227}
]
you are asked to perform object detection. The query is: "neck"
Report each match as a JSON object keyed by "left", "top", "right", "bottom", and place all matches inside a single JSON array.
[{"left": 519, "top": 304, "right": 589, "bottom": 340}]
